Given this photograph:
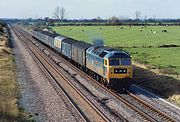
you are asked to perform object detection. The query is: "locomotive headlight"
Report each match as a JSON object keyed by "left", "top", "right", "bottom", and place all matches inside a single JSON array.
[{"left": 114, "top": 68, "right": 127, "bottom": 74}]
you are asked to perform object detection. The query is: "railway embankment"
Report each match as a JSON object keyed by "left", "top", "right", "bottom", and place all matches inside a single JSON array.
[
  {"left": 133, "top": 62, "right": 180, "bottom": 107},
  {"left": 0, "top": 23, "right": 29, "bottom": 121}
]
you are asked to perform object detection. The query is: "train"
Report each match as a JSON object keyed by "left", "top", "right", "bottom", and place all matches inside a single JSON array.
[{"left": 31, "top": 28, "right": 133, "bottom": 89}]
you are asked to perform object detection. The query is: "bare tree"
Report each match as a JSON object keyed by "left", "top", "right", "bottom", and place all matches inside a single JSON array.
[
  {"left": 60, "top": 7, "right": 65, "bottom": 22},
  {"left": 96, "top": 16, "right": 101, "bottom": 25},
  {"left": 108, "top": 16, "right": 119, "bottom": 25},
  {"left": 53, "top": 6, "right": 66, "bottom": 23},
  {"left": 53, "top": 6, "right": 60, "bottom": 20}
]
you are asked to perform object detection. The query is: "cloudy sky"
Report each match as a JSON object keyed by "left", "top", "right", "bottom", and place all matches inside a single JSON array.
[{"left": 0, "top": 0, "right": 179, "bottom": 19}]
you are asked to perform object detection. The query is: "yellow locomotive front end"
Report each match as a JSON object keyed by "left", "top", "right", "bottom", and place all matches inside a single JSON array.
[
  {"left": 104, "top": 57, "right": 132, "bottom": 89},
  {"left": 86, "top": 46, "right": 132, "bottom": 89},
  {"left": 108, "top": 58, "right": 132, "bottom": 79}
]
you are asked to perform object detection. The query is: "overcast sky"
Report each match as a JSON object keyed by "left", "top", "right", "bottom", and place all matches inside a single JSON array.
[{"left": 0, "top": 0, "right": 180, "bottom": 19}]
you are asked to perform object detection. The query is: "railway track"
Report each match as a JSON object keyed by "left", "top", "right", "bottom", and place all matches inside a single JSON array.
[
  {"left": 123, "top": 90, "right": 177, "bottom": 122},
  {"left": 11, "top": 25, "right": 110, "bottom": 122},
  {"left": 115, "top": 89, "right": 177, "bottom": 122},
  {"left": 13, "top": 25, "right": 177, "bottom": 122}
]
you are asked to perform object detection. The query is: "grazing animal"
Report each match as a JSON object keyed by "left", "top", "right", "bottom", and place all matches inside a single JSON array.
[{"left": 162, "top": 30, "right": 167, "bottom": 33}]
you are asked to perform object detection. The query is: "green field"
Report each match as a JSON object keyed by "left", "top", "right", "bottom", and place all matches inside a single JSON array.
[
  {"left": 51, "top": 26, "right": 180, "bottom": 74},
  {"left": 124, "top": 48, "right": 180, "bottom": 73}
]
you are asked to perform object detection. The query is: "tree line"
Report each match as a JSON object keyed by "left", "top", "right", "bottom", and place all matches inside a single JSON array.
[
  {"left": 49, "top": 8, "right": 180, "bottom": 26},
  {"left": 4, "top": 7, "right": 180, "bottom": 27},
  {"left": 47, "top": 18, "right": 180, "bottom": 26}
]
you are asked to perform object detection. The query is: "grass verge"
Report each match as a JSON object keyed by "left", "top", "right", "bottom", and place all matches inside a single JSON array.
[
  {"left": 133, "top": 62, "right": 180, "bottom": 107},
  {"left": 0, "top": 37, "right": 33, "bottom": 121}
]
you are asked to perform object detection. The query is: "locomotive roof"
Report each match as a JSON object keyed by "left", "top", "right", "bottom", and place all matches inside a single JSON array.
[
  {"left": 72, "top": 41, "right": 92, "bottom": 50},
  {"left": 87, "top": 46, "right": 130, "bottom": 58},
  {"left": 33, "top": 28, "right": 59, "bottom": 38},
  {"left": 105, "top": 51, "right": 130, "bottom": 58},
  {"left": 41, "top": 31, "right": 59, "bottom": 38},
  {"left": 55, "top": 35, "right": 67, "bottom": 41},
  {"left": 62, "top": 38, "right": 78, "bottom": 44}
]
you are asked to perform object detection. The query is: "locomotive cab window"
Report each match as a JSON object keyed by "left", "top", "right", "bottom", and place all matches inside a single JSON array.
[
  {"left": 109, "top": 59, "right": 120, "bottom": 66},
  {"left": 121, "top": 58, "right": 131, "bottom": 65},
  {"left": 104, "top": 59, "right": 107, "bottom": 66}
]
